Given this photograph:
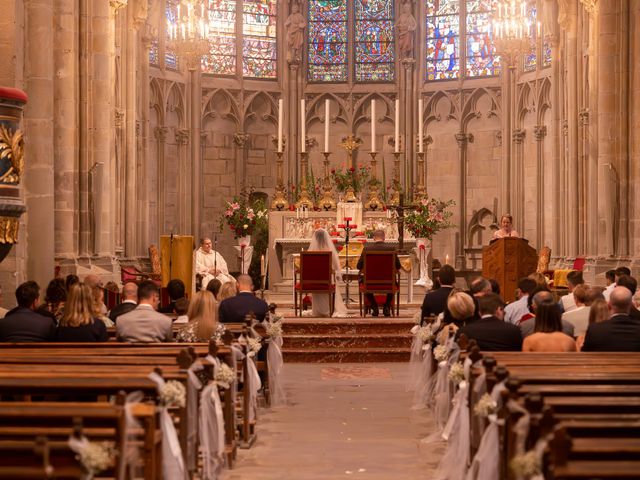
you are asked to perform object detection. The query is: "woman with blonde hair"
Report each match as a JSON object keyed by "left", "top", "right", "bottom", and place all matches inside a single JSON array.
[
  {"left": 576, "top": 298, "right": 609, "bottom": 350},
  {"left": 91, "top": 286, "right": 114, "bottom": 327},
  {"left": 56, "top": 283, "right": 109, "bottom": 342},
  {"left": 217, "top": 282, "right": 237, "bottom": 302},
  {"left": 176, "top": 290, "right": 226, "bottom": 342}
]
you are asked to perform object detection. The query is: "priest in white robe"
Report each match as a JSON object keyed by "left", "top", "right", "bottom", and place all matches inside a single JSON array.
[{"left": 195, "top": 238, "right": 236, "bottom": 290}]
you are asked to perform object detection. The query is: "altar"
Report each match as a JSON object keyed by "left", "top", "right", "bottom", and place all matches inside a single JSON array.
[{"left": 267, "top": 209, "right": 423, "bottom": 302}]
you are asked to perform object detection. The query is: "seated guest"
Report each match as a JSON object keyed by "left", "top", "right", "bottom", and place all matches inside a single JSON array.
[
  {"left": 528, "top": 272, "right": 548, "bottom": 288},
  {"left": 457, "top": 293, "right": 523, "bottom": 351},
  {"left": 582, "top": 286, "right": 640, "bottom": 351},
  {"left": 38, "top": 278, "right": 67, "bottom": 324},
  {"left": 206, "top": 278, "right": 223, "bottom": 300},
  {"left": 91, "top": 285, "right": 114, "bottom": 327},
  {"left": 504, "top": 277, "right": 537, "bottom": 325},
  {"left": 108, "top": 282, "right": 138, "bottom": 323},
  {"left": 446, "top": 291, "right": 476, "bottom": 328},
  {"left": 576, "top": 298, "right": 609, "bottom": 350},
  {"left": 420, "top": 264, "right": 456, "bottom": 322},
  {"left": 0, "top": 285, "right": 7, "bottom": 319},
  {"left": 84, "top": 274, "right": 107, "bottom": 315},
  {"left": 176, "top": 291, "right": 225, "bottom": 342},
  {"left": 604, "top": 266, "right": 631, "bottom": 301},
  {"left": 195, "top": 237, "right": 235, "bottom": 290},
  {"left": 116, "top": 280, "right": 173, "bottom": 343},
  {"left": 218, "top": 282, "right": 237, "bottom": 302},
  {"left": 602, "top": 269, "right": 616, "bottom": 300},
  {"left": 559, "top": 270, "right": 584, "bottom": 313},
  {"left": 0, "top": 281, "right": 56, "bottom": 342},
  {"left": 104, "top": 281, "right": 119, "bottom": 293},
  {"left": 56, "top": 284, "right": 108, "bottom": 342},
  {"left": 489, "top": 278, "right": 501, "bottom": 296},
  {"left": 219, "top": 274, "right": 268, "bottom": 323},
  {"left": 356, "top": 229, "right": 401, "bottom": 317},
  {"left": 65, "top": 274, "right": 80, "bottom": 292},
  {"left": 520, "top": 290, "right": 575, "bottom": 338},
  {"left": 159, "top": 279, "right": 186, "bottom": 314},
  {"left": 561, "top": 284, "right": 591, "bottom": 336},
  {"left": 469, "top": 277, "right": 492, "bottom": 299},
  {"left": 492, "top": 213, "right": 519, "bottom": 239},
  {"left": 173, "top": 298, "right": 190, "bottom": 324},
  {"left": 522, "top": 303, "right": 576, "bottom": 352},
  {"left": 615, "top": 275, "right": 640, "bottom": 320}
]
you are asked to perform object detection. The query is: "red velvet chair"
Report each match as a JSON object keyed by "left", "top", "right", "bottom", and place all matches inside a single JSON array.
[
  {"left": 358, "top": 251, "right": 400, "bottom": 317},
  {"left": 294, "top": 251, "right": 336, "bottom": 317}
]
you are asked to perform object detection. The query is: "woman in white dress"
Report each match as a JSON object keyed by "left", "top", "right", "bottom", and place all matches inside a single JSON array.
[{"left": 306, "top": 229, "right": 350, "bottom": 317}]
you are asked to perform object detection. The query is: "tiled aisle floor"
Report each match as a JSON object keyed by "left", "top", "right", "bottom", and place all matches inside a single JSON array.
[{"left": 220, "top": 363, "right": 444, "bottom": 480}]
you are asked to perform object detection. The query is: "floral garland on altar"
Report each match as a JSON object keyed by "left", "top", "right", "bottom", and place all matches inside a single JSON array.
[{"left": 405, "top": 197, "right": 455, "bottom": 240}]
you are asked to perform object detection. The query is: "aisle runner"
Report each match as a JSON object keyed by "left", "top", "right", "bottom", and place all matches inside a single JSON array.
[{"left": 321, "top": 366, "right": 392, "bottom": 380}]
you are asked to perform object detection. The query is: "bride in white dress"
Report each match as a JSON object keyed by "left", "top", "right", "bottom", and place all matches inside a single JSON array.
[{"left": 306, "top": 228, "right": 350, "bottom": 318}]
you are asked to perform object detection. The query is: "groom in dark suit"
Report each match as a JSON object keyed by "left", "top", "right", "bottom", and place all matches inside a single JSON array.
[{"left": 357, "top": 230, "right": 401, "bottom": 317}]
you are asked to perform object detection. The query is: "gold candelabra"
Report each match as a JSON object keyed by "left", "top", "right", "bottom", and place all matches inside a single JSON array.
[
  {"left": 271, "top": 151, "right": 289, "bottom": 210},
  {"left": 339, "top": 134, "right": 362, "bottom": 203},
  {"left": 319, "top": 152, "right": 337, "bottom": 211},
  {"left": 295, "top": 152, "right": 314, "bottom": 209},
  {"left": 365, "top": 152, "right": 384, "bottom": 211},
  {"left": 414, "top": 152, "right": 426, "bottom": 201},
  {"left": 388, "top": 151, "right": 402, "bottom": 206}
]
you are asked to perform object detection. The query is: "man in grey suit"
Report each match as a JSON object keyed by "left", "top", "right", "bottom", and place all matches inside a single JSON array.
[{"left": 116, "top": 280, "right": 173, "bottom": 343}]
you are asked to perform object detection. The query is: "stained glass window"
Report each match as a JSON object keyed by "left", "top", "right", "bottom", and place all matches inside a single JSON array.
[
  {"left": 426, "top": 0, "right": 461, "bottom": 81},
  {"left": 466, "top": 1, "right": 499, "bottom": 77},
  {"left": 523, "top": 4, "right": 537, "bottom": 72},
  {"left": 202, "top": 0, "right": 237, "bottom": 75},
  {"left": 543, "top": 38, "right": 552, "bottom": 68},
  {"left": 165, "top": 0, "right": 179, "bottom": 70},
  {"left": 242, "top": 0, "right": 277, "bottom": 78},
  {"left": 149, "top": 39, "right": 159, "bottom": 66},
  {"left": 308, "top": 0, "right": 348, "bottom": 82},
  {"left": 355, "top": 0, "right": 394, "bottom": 82}
]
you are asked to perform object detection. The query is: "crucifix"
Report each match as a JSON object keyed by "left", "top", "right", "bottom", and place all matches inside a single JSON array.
[{"left": 387, "top": 192, "right": 414, "bottom": 254}]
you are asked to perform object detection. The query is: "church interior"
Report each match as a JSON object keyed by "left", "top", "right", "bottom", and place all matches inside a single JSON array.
[{"left": 0, "top": 0, "right": 640, "bottom": 478}]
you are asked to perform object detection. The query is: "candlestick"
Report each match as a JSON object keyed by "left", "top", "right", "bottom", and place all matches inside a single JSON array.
[
  {"left": 445, "top": 254, "right": 450, "bottom": 265},
  {"left": 261, "top": 254, "right": 265, "bottom": 276},
  {"left": 270, "top": 151, "right": 289, "bottom": 210},
  {"left": 365, "top": 151, "right": 384, "bottom": 211},
  {"left": 278, "top": 98, "right": 283, "bottom": 153},
  {"left": 418, "top": 98, "right": 424, "bottom": 154},
  {"left": 301, "top": 98, "right": 306, "bottom": 152},
  {"left": 371, "top": 99, "right": 376, "bottom": 153},
  {"left": 394, "top": 99, "right": 400, "bottom": 153},
  {"left": 320, "top": 151, "right": 337, "bottom": 211},
  {"left": 324, "top": 99, "right": 330, "bottom": 153},
  {"left": 295, "top": 151, "right": 314, "bottom": 209}
]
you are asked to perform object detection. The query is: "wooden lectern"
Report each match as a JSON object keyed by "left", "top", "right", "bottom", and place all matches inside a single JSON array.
[
  {"left": 482, "top": 237, "right": 538, "bottom": 303},
  {"left": 160, "top": 235, "right": 194, "bottom": 294}
]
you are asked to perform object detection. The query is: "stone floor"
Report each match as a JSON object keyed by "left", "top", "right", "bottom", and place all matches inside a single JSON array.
[{"left": 220, "top": 363, "right": 444, "bottom": 480}]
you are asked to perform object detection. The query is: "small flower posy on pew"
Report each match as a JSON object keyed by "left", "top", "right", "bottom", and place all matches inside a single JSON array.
[
  {"left": 448, "top": 361, "right": 465, "bottom": 385},
  {"left": 215, "top": 363, "right": 236, "bottom": 389},
  {"left": 247, "top": 337, "right": 262, "bottom": 357},
  {"left": 433, "top": 345, "right": 449, "bottom": 362},
  {"left": 159, "top": 380, "right": 186, "bottom": 408},
  {"left": 416, "top": 325, "right": 434, "bottom": 344},
  {"left": 265, "top": 321, "right": 283, "bottom": 339},
  {"left": 473, "top": 393, "right": 497, "bottom": 418},
  {"left": 510, "top": 450, "right": 542, "bottom": 478},
  {"left": 76, "top": 440, "right": 116, "bottom": 476}
]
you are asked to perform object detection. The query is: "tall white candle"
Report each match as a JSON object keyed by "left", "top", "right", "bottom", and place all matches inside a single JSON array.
[
  {"left": 301, "top": 99, "right": 306, "bottom": 152},
  {"left": 418, "top": 98, "right": 424, "bottom": 154},
  {"left": 394, "top": 99, "right": 400, "bottom": 153},
  {"left": 324, "top": 99, "right": 330, "bottom": 153},
  {"left": 371, "top": 99, "right": 376, "bottom": 152},
  {"left": 278, "top": 98, "right": 283, "bottom": 153}
]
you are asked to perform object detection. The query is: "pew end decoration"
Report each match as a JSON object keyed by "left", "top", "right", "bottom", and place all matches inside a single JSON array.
[{"left": 215, "top": 363, "right": 236, "bottom": 389}]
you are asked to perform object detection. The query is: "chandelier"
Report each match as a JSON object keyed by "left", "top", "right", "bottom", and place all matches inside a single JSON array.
[
  {"left": 167, "top": 0, "right": 210, "bottom": 70},
  {"left": 492, "top": 0, "right": 533, "bottom": 64}
]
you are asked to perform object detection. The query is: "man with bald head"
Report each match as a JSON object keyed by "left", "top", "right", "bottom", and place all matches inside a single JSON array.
[
  {"left": 519, "top": 289, "right": 575, "bottom": 338},
  {"left": 109, "top": 282, "right": 138, "bottom": 323},
  {"left": 218, "top": 274, "right": 268, "bottom": 323},
  {"left": 582, "top": 286, "right": 640, "bottom": 351}
]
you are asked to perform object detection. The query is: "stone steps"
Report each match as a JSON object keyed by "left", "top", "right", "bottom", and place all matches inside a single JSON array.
[{"left": 281, "top": 317, "right": 415, "bottom": 362}]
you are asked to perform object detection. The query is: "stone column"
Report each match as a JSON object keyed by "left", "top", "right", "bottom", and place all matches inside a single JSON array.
[
  {"left": 500, "top": 65, "right": 513, "bottom": 214},
  {"left": 155, "top": 126, "right": 168, "bottom": 236},
  {"left": 190, "top": 68, "right": 202, "bottom": 239},
  {"left": 288, "top": 60, "right": 300, "bottom": 188},
  {"left": 175, "top": 128, "right": 190, "bottom": 234},
  {"left": 54, "top": 0, "right": 78, "bottom": 262},
  {"left": 24, "top": 0, "right": 55, "bottom": 288},
  {"left": 565, "top": 1, "right": 579, "bottom": 258},
  {"left": 512, "top": 128, "right": 526, "bottom": 234},
  {"left": 455, "top": 132, "right": 473, "bottom": 270},
  {"left": 534, "top": 125, "right": 547, "bottom": 248},
  {"left": 401, "top": 59, "right": 415, "bottom": 195}
]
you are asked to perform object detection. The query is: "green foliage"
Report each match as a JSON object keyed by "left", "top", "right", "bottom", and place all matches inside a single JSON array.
[{"left": 405, "top": 197, "right": 455, "bottom": 240}]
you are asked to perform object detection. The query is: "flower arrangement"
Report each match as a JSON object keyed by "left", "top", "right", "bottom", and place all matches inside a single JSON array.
[
  {"left": 433, "top": 345, "right": 449, "bottom": 362},
  {"left": 220, "top": 195, "right": 268, "bottom": 239},
  {"left": 330, "top": 165, "right": 371, "bottom": 194},
  {"left": 247, "top": 337, "right": 262, "bottom": 357},
  {"left": 416, "top": 325, "right": 434, "bottom": 343},
  {"left": 77, "top": 440, "right": 116, "bottom": 475},
  {"left": 510, "top": 450, "right": 541, "bottom": 478},
  {"left": 405, "top": 197, "right": 455, "bottom": 240},
  {"left": 266, "top": 321, "right": 283, "bottom": 338},
  {"left": 448, "top": 362, "right": 465, "bottom": 385},
  {"left": 159, "top": 380, "right": 186, "bottom": 408},
  {"left": 473, "top": 393, "right": 497, "bottom": 418},
  {"left": 215, "top": 363, "right": 236, "bottom": 389}
]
